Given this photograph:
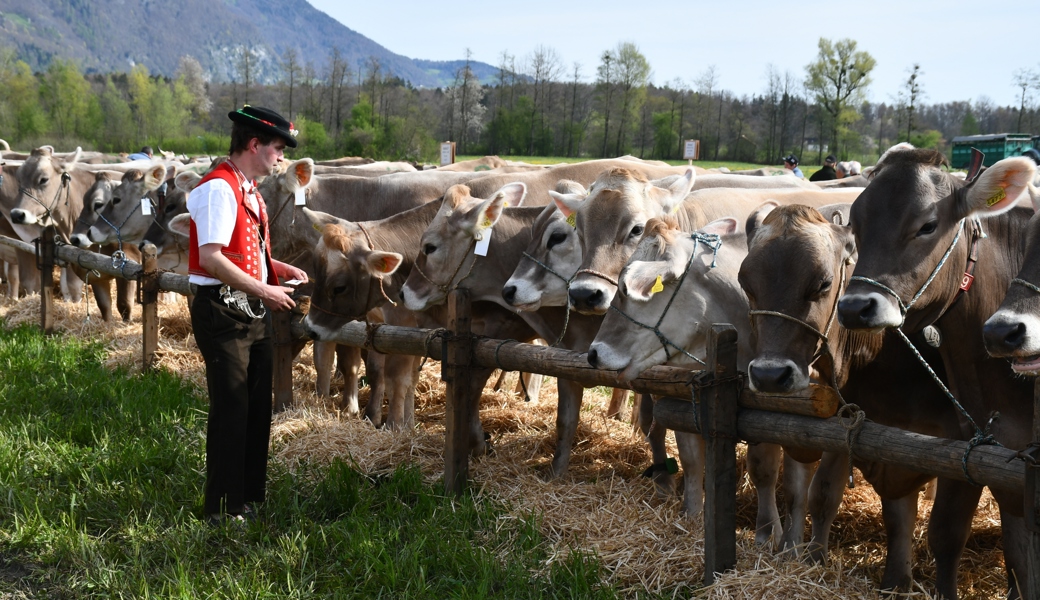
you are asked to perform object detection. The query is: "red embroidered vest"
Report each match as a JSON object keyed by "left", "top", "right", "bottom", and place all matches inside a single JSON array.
[{"left": 188, "top": 161, "right": 278, "bottom": 285}]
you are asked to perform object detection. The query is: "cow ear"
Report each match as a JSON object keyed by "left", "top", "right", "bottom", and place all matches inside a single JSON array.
[
  {"left": 650, "top": 168, "right": 695, "bottom": 214},
  {"left": 143, "top": 163, "right": 167, "bottom": 191},
  {"left": 365, "top": 251, "right": 403, "bottom": 276},
  {"left": 290, "top": 158, "right": 314, "bottom": 190},
  {"left": 168, "top": 214, "right": 191, "bottom": 238},
  {"left": 302, "top": 207, "right": 345, "bottom": 230},
  {"left": 467, "top": 182, "right": 524, "bottom": 237},
  {"left": 963, "top": 156, "right": 1036, "bottom": 217},
  {"left": 549, "top": 190, "right": 584, "bottom": 218},
  {"left": 745, "top": 201, "right": 778, "bottom": 247},
  {"left": 622, "top": 260, "right": 673, "bottom": 302},
  {"left": 175, "top": 171, "right": 201, "bottom": 192},
  {"left": 830, "top": 223, "right": 857, "bottom": 263},
  {"left": 699, "top": 217, "right": 737, "bottom": 237}
]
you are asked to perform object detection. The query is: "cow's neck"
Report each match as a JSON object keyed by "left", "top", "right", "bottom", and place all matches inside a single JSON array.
[{"left": 369, "top": 201, "right": 441, "bottom": 296}]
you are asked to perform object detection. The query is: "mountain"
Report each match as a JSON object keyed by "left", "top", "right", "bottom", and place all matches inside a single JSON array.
[{"left": 0, "top": 0, "right": 498, "bottom": 87}]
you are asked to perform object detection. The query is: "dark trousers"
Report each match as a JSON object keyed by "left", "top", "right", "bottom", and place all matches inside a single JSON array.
[{"left": 190, "top": 287, "right": 273, "bottom": 515}]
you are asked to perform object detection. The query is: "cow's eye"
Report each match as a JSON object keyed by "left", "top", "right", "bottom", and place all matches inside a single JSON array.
[
  {"left": 112, "top": 197, "right": 122, "bottom": 205},
  {"left": 629, "top": 225, "right": 644, "bottom": 238},
  {"left": 423, "top": 244, "right": 436, "bottom": 255},
  {"left": 93, "top": 201, "right": 105, "bottom": 211},
  {"left": 917, "top": 220, "right": 938, "bottom": 237},
  {"left": 332, "top": 285, "right": 347, "bottom": 295},
  {"left": 813, "top": 278, "right": 833, "bottom": 298},
  {"left": 547, "top": 231, "right": 568, "bottom": 250},
  {"left": 38, "top": 178, "right": 48, "bottom": 187}
]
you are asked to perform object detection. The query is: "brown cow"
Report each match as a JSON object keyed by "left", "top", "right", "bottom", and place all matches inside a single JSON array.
[
  {"left": 836, "top": 147, "right": 1036, "bottom": 599},
  {"left": 738, "top": 203, "right": 963, "bottom": 592}
]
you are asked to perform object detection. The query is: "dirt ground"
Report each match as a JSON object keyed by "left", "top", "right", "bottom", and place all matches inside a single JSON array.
[{"left": 0, "top": 292, "right": 1010, "bottom": 599}]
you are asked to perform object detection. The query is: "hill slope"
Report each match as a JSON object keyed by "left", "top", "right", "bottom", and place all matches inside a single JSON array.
[{"left": 0, "top": 0, "right": 497, "bottom": 87}]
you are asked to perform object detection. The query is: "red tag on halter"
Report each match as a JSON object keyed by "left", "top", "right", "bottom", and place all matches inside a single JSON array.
[{"left": 960, "top": 272, "right": 974, "bottom": 292}]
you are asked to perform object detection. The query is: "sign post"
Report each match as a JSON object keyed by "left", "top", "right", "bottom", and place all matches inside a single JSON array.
[
  {"left": 440, "top": 141, "right": 456, "bottom": 166},
  {"left": 683, "top": 140, "right": 700, "bottom": 165}
]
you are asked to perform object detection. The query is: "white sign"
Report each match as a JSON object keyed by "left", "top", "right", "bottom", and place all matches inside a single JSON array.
[
  {"left": 294, "top": 189, "right": 306, "bottom": 206},
  {"left": 683, "top": 140, "right": 700, "bottom": 160},
  {"left": 140, "top": 198, "right": 152, "bottom": 215},
  {"left": 440, "top": 142, "right": 454, "bottom": 166}
]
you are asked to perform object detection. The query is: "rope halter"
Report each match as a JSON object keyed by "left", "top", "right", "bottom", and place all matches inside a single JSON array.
[
  {"left": 609, "top": 232, "right": 724, "bottom": 366},
  {"left": 410, "top": 237, "right": 479, "bottom": 295},
  {"left": 18, "top": 171, "right": 71, "bottom": 224}
]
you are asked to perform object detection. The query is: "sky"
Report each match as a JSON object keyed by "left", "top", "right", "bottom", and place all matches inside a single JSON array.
[{"left": 308, "top": 0, "right": 1039, "bottom": 108}]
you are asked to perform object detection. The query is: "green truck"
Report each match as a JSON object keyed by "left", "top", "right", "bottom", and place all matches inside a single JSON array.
[{"left": 950, "top": 133, "right": 1034, "bottom": 168}]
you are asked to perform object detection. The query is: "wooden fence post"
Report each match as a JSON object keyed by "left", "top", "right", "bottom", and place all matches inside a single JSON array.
[
  {"left": 443, "top": 289, "right": 473, "bottom": 496},
  {"left": 272, "top": 310, "right": 294, "bottom": 412},
  {"left": 140, "top": 243, "right": 159, "bottom": 371},
  {"left": 703, "top": 323, "right": 739, "bottom": 585},
  {"left": 1027, "top": 378, "right": 1040, "bottom": 600},
  {"left": 37, "top": 226, "right": 56, "bottom": 334}
]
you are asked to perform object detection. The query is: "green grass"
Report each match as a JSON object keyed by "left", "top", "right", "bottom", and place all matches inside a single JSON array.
[{"left": 0, "top": 323, "right": 625, "bottom": 599}]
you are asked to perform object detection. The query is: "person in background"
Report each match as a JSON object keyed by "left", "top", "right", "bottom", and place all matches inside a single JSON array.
[
  {"left": 848, "top": 161, "right": 862, "bottom": 176},
  {"left": 835, "top": 161, "right": 852, "bottom": 179},
  {"left": 187, "top": 105, "right": 308, "bottom": 526},
  {"left": 127, "top": 146, "right": 153, "bottom": 161},
  {"left": 782, "top": 154, "right": 803, "bottom": 178},
  {"left": 810, "top": 155, "right": 838, "bottom": 181}
]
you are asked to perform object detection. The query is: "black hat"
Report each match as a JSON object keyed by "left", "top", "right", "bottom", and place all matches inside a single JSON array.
[
  {"left": 783, "top": 154, "right": 799, "bottom": 165},
  {"left": 1023, "top": 148, "right": 1040, "bottom": 166},
  {"left": 228, "top": 105, "right": 299, "bottom": 148},
  {"left": 824, "top": 155, "right": 836, "bottom": 165}
]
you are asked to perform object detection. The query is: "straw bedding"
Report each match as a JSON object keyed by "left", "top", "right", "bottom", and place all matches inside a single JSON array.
[{"left": 0, "top": 291, "right": 1008, "bottom": 598}]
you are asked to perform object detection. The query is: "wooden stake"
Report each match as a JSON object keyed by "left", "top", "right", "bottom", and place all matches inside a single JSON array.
[
  {"left": 272, "top": 310, "right": 294, "bottom": 413},
  {"left": 703, "top": 324, "right": 739, "bottom": 585},
  {"left": 38, "top": 226, "right": 56, "bottom": 335},
  {"left": 140, "top": 243, "right": 159, "bottom": 371},
  {"left": 443, "top": 289, "right": 473, "bottom": 496}
]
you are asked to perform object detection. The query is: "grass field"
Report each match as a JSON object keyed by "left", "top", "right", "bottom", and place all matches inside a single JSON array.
[{"left": 0, "top": 322, "right": 619, "bottom": 599}]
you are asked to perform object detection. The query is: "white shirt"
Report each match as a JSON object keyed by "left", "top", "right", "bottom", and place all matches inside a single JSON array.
[{"left": 187, "top": 177, "right": 268, "bottom": 286}]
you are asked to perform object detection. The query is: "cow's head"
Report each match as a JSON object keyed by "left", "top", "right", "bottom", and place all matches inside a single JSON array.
[
  {"left": 303, "top": 209, "right": 404, "bottom": 336},
  {"left": 502, "top": 180, "right": 585, "bottom": 311},
  {"left": 560, "top": 167, "right": 694, "bottom": 315},
  {"left": 10, "top": 145, "right": 81, "bottom": 232},
  {"left": 88, "top": 162, "right": 173, "bottom": 245},
  {"left": 70, "top": 171, "right": 118, "bottom": 247},
  {"left": 587, "top": 215, "right": 743, "bottom": 382},
  {"left": 982, "top": 186, "right": 1040, "bottom": 372},
  {"left": 838, "top": 146, "right": 1035, "bottom": 333},
  {"left": 401, "top": 182, "right": 526, "bottom": 311},
  {"left": 738, "top": 203, "right": 859, "bottom": 393}
]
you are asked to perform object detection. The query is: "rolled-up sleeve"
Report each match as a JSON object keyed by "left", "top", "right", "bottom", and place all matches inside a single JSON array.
[{"left": 187, "top": 179, "right": 237, "bottom": 246}]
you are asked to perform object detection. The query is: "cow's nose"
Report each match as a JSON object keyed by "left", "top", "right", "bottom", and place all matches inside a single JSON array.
[
  {"left": 502, "top": 285, "right": 517, "bottom": 305},
  {"left": 569, "top": 287, "right": 604, "bottom": 311},
  {"left": 587, "top": 347, "right": 599, "bottom": 368},
  {"left": 749, "top": 360, "right": 797, "bottom": 393},
  {"left": 10, "top": 211, "right": 26, "bottom": 224},
  {"left": 837, "top": 295, "right": 877, "bottom": 329},
  {"left": 398, "top": 288, "right": 406, "bottom": 301},
  {"left": 983, "top": 320, "right": 1027, "bottom": 354}
]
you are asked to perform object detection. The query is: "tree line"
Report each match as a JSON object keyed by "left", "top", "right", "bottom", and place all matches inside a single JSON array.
[{"left": 0, "top": 38, "right": 1037, "bottom": 165}]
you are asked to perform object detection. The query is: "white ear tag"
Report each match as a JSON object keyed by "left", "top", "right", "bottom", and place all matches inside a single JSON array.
[
  {"left": 141, "top": 198, "right": 152, "bottom": 215},
  {"left": 294, "top": 189, "right": 306, "bottom": 206},
  {"left": 474, "top": 230, "right": 492, "bottom": 256}
]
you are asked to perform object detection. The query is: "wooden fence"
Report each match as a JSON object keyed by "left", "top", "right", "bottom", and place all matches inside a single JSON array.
[{"left": 2, "top": 227, "right": 1039, "bottom": 594}]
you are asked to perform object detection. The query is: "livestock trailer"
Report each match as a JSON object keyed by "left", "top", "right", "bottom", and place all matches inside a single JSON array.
[{"left": 950, "top": 133, "right": 1034, "bottom": 168}]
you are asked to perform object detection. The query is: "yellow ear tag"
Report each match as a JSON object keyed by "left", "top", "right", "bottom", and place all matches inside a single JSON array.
[
  {"left": 312, "top": 223, "right": 322, "bottom": 231},
  {"left": 670, "top": 203, "right": 681, "bottom": 214},
  {"left": 986, "top": 187, "right": 1007, "bottom": 207},
  {"left": 481, "top": 215, "right": 492, "bottom": 229},
  {"left": 650, "top": 275, "right": 665, "bottom": 295},
  {"left": 566, "top": 213, "right": 576, "bottom": 228}
]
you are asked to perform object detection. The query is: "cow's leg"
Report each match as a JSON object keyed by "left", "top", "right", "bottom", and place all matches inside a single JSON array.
[
  {"left": 515, "top": 372, "right": 542, "bottom": 401},
  {"left": 640, "top": 394, "right": 675, "bottom": 498},
  {"left": 115, "top": 277, "right": 135, "bottom": 322},
  {"left": 88, "top": 275, "right": 114, "bottom": 321},
  {"left": 384, "top": 354, "right": 419, "bottom": 431},
  {"left": 779, "top": 452, "right": 816, "bottom": 553},
  {"left": 675, "top": 431, "right": 705, "bottom": 516},
  {"left": 877, "top": 491, "right": 919, "bottom": 592},
  {"left": 547, "top": 379, "right": 584, "bottom": 478},
  {"left": 335, "top": 344, "right": 363, "bottom": 415},
  {"left": 995, "top": 498, "right": 1029, "bottom": 600},
  {"left": 929, "top": 478, "right": 983, "bottom": 599},
  {"left": 462, "top": 365, "right": 496, "bottom": 455},
  {"left": 745, "top": 443, "right": 782, "bottom": 547},
  {"left": 362, "top": 350, "right": 387, "bottom": 426},
  {"left": 606, "top": 388, "right": 628, "bottom": 420},
  {"left": 806, "top": 451, "right": 848, "bottom": 561},
  {"left": 312, "top": 340, "right": 338, "bottom": 398},
  {"left": 16, "top": 249, "right": 36, "bottom": 296},
  {"left": 60, "top": 267, "right": 84, "bottom": 303}
]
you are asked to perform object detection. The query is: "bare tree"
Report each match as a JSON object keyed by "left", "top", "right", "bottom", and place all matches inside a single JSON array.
[
  {"left": 236, "top": 45, "right": 256, "bottom": 105},
  {"left": 596, "top": 50, "right": 617, "bottom": 157},
  {"left": 176, "top": 55, "right": 212, "bottom": 118},
  {"left": 1013, "top": 67, "right": 1037, "bottom": 132},
  {"left": 903, "top": 63, "right": 924, "bottom": 141},
  {"left": 280, "top": 48, "right": 302, "bottom": 122}
]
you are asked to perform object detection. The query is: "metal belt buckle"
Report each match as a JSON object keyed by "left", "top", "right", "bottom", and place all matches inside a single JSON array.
[{"left": 219, "top": 284, "right": 266, "bottom": 319}]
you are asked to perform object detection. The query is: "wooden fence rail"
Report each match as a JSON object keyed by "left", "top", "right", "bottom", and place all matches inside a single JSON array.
[{"left": 3, "top": 231, "right": 1039, "bottom": 593}]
